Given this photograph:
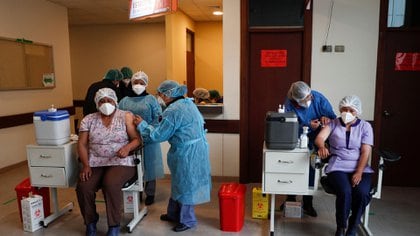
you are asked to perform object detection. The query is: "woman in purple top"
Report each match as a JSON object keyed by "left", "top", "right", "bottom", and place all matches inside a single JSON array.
[{"left": 315, "top": 95, "right": 374, "bottom": 236}]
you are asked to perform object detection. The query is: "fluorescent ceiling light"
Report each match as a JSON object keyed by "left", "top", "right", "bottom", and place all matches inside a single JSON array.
[{"left": 213, "top": 10, "right": 223, "bottom": 16}]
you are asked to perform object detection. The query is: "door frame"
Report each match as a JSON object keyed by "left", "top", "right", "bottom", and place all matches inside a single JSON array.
[
  {"left": 186, "top": 29, "right": 195, "bottom": 98},
  {"left": 239, "top": 0, "right": 313, "bottom": 183}
]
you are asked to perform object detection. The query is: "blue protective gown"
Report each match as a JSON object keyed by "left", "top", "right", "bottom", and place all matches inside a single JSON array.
[
  {"left": 284, "top": 90, "right": 336, "bottom": 148},
  {"left": 137, "top": 97, "right": 211, "bottom": 205},
  {"left": 119, "top": 94, "right": 164, "bottom": 182}
]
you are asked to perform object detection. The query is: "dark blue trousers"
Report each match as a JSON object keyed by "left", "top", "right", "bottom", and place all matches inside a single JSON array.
[
  {"left": 328, "top": 171, "right": 372, "bottom": 228},
  {"left": 166, "top": 198, "right": 197, "bottom": 227}
]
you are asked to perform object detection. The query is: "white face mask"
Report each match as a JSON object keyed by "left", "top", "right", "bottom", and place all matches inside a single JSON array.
[
  {"left": 99, "top": 103, "right": 115, "bottom": 116},
  {"left": 132, "top": 84, "right": 146, "bottom": 95},
  {"left": 341, "top": 112, "right": 356, "bottom": 124},
  {"left": 299, "top": 100, "right": 311, "bottom": 108},
  {"left": 157, "top": 96, "right": 166, "bottom": 107}
]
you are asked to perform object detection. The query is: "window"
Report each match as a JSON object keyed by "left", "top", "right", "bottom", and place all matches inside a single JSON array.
[
  {"left": 388, "top": 0, "right": 420, "bottom": 28},
  {"left": 249, "top": 0, "right": 306, "bottom": 27}
]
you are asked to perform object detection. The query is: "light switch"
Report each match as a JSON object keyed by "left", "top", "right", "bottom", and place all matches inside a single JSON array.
[
  {"left": 322, "top": 45, "right": 332, "bottom": 52},
  {"left": 335, "top": 45, "right": 345, "bottom": 53}
]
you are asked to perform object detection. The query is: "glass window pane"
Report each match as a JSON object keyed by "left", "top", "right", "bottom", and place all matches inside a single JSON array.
[
  {"left": 249, "top": 0, "right": 305, "bottom": 27},
  {"left": 388, "top": 0, "right": 420, "bottom": 28}
]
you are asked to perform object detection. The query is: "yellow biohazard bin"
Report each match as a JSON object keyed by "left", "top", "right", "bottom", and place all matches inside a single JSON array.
[{"left": 252, "top": 187, "right": 269, "bottom": 219}]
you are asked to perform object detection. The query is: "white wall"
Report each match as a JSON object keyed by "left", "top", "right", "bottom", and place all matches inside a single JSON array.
[
  {"left": 161, "top": 133, "right": 240, "bottom": 177},
  {"left": 0, "top": 0, "right": 73, "bottom": 169},
  {"left": 311, "top": 0, "right": 380, "bottom": 120},
  {"left": 222, "top": 0, "right": 241, "bottom": 120}
]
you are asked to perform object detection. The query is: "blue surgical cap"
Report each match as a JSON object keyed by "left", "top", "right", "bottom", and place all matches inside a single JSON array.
[
  {"left": 157, "top": 80, "right": 187, "bottom": 98},
  {"left": 339, "top": 95, "right": 362, "bottom": 115},
  {"left": 288, "top": 81, "right": 311, "bottom": 101}
]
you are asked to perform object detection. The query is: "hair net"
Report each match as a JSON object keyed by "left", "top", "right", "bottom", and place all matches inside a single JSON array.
[
  {"left": 339, "top": 95, "right": 362, "bottom": 115},
  {"left": 131, "top": 71, "right": 149, "bottom": 85},
  {"left": 94, "top": 88, "right": 118, "bottom": 107},
  {"left": 120, "top": 67, "right": 133, "bottom": 79},
  {"left": 287, "top": 81, "right": 311, "bottom": 101},
  {"left": 193, "top": 88, "right": 210, "bottom": 99},
  {"left": 157, "top": 80, "right": 187, "bottom": 98},
  {"left": 103, "top": 69, "right": 123, "bottom": 81}
]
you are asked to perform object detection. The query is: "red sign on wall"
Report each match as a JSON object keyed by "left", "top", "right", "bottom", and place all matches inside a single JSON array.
[
  {"left": 395, "top": 52, "right": 420, "bottom": 71},
  {"left": 261, "top": 50, "right": 287, "bottom": 67}
]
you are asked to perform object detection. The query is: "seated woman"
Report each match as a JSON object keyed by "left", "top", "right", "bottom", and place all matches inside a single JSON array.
[
  {"left": 315, "top": 95, "right": 374, "bottom": 236},
  {"left": 76, "top": 88, "right": 141, "bottom": 236}
]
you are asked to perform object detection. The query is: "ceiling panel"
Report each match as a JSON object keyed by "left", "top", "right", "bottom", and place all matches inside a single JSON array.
[{"left": 47, "top": 0, "right": 223, "bottom": 25}]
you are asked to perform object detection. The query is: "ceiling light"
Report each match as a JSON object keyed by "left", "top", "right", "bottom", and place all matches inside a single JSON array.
[{"left": 213, "top": 10, "right": 223, "bottom": 16}]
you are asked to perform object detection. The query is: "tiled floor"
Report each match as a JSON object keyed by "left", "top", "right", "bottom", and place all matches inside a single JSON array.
[{"left": 1, "top": 163, "right": 420, "bottom": 235}]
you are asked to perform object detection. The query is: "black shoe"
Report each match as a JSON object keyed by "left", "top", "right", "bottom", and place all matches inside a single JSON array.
[
  {"left": 335, "top": 227, "right": 346, "bottom": 236},
  {"left": 346, "top": 225, "right": 358, "bottom": 236},
  {"left": 172, "top": 223, "right": 191, "bottom": 232},
  {"left": 160, "top": 214, "right": 176, "bottom": 222},
  {"left": 302, "top": 204, "right": 318, "bottom": 217},
  {"left": 145, "top": 196, "right": 155, "bottom": 206}
]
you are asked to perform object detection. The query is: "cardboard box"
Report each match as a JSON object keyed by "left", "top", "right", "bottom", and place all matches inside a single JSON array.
[
  {"left": 284, "top": 201, "right": 302, "bottom": 218},
  {"left": 252, "top": 187, "right": 269, "bottom": 219},
  {"left": 123, "top": 191, "right": 134, "bottom": 213},
  {"left": 21, "top": 195, "right": 44, "bottom": 232}
]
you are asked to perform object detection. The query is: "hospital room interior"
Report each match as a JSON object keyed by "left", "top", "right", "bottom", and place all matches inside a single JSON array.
[{"left": 1, "top": 0, "right": 420, "bottom": 235}]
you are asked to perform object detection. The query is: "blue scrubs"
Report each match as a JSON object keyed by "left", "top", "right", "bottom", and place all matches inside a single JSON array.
[
  {"left": 328, "top": 172, "right": 372, "bottom": 228},
  {"left": 137, "top": 97, "right": 211, "bottom": 227}
]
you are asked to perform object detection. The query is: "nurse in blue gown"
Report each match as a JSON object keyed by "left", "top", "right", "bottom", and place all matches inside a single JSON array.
[{"left": 133, "top": 80, "right": 211, "bottom": 232}]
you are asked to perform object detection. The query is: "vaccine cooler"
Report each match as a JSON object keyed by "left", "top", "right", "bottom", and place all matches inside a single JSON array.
[
  {"left": 264, "top": 111, "right": 299, "bottom": 149},
  {"left": 33, "top": 109, "right": 70, "bottom": 145}
]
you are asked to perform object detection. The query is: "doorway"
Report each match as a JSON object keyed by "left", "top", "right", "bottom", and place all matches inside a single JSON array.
[
  {"left": 240, "top": 0, "right": 312, "bottom": 183},
  {"left": 375, "top": 32, "right": 420, "bottom": 186},
  {"left": 374, "top": 0, "right": 420, "bottom": 186}
]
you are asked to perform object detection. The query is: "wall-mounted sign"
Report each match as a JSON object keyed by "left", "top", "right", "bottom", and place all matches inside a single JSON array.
[
  {"left": 395, "top": 52, "right": 420, "bottom": 71},
  {"left": 261, "top": 49, "right": 287, "bottom": 67},
  {"left": 130, "top": 0, "right": 178, "bottom": 21}
]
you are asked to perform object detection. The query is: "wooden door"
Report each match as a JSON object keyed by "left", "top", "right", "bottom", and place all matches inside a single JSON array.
[
  {"left": 186, "top": 29, "right": 195, "bottom": 97},
  {"left": 377, "top": 31, "right": 420, "bottom": 186},
  {"left": 245, "top": 31, "right": 304, "bottom": 182}
]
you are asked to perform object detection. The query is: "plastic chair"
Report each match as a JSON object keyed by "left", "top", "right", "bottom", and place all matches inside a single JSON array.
[
  {"left": 316, "top": 149, "right": 401, "bottom": 235},
  {"left": 121, "top": 146, "right": 148, "bottom": 233}
]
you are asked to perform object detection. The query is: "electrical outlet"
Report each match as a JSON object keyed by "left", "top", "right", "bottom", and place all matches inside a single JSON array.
[
  {"left": 335, "top": 45, "right": 345, "bottom": 52},
  {"left": 322, "top": 45, "right": 332, "bottom": 52}
]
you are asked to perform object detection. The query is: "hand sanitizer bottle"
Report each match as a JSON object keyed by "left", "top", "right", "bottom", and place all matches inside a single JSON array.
[
  {"left": 300, "top": 126, "right": 309, "bottom": 148},
  {"left": 278, "top": 104, "right": 284, "bottom": 113}
]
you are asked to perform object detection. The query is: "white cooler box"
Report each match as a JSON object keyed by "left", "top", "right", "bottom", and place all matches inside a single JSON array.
[{"left": 33, "top": 109, "right": 70, "bottom": 145}]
